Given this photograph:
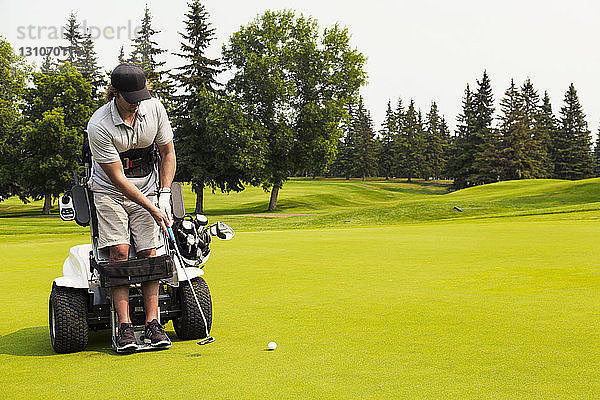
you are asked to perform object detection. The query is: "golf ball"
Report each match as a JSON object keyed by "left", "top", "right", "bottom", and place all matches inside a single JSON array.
[{"left": 268, "top": 341, "right": 277, "bottom": 350}]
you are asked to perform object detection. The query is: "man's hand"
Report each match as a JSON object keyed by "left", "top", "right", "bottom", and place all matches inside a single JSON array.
[
  {"left": 158, "top": 187, "right": 172, "bottom": 226},
  {"left": 149, "top": 205, "right": 171, "bottom": 235}
]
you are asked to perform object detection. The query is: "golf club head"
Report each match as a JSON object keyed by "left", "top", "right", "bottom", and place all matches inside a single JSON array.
[
  {"left": 198, "top": 336, "right": 215, "bottom": 345},
  {"left": 215, "top": 222, "right": 235, "bottom": 240},
  {"left": 195, "top": 214, "right": 208, "bottom": 227}
]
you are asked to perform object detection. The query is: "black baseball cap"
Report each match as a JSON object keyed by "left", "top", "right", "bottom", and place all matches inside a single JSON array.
[{"left": 111, "top": 63, "right": 151, "bottom": 104}]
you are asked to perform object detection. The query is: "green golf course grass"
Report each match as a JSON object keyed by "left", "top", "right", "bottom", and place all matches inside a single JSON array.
[{"left": 1, "top": 178, "right": 599, "bottom": 398}]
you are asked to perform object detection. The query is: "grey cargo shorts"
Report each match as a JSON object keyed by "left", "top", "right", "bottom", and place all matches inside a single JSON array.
[{"left": 93, "top": 192, "right": 160, "bottom": 251}]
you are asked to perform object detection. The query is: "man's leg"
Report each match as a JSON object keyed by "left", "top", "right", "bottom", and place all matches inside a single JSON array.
[
  {"left": 109, "top": 244, "right": 137, "bottom": 351},
  {"left": 126, "top": 196, "right": 170, "bottom": 346},
  {"left": 93, "top": 192, "right": 132, "bottom": 326},
  {"left": 138, "top": 248, "right": 170, "bottom": 346},
  {"left": 109, "top": 244, "right": 131, "bottom": 325},
  {"left": 137, "top": 248, "right": 159, "bottom": 324}
]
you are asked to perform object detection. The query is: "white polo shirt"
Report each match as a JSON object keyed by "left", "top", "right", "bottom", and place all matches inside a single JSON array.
[{"left": 87, "top": 97, "right": 173, "bottom": 195}]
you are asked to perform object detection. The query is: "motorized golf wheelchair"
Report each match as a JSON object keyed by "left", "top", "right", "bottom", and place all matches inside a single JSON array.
[{"left": 49, "top": 133, "right": 234, "bottom": 353}]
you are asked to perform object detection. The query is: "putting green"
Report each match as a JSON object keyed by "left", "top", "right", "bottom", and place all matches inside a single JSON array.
[{"left": 1, "top": 217, "right": 599, "bottom": 398}]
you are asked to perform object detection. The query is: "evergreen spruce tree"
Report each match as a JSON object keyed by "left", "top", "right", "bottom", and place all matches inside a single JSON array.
[
  {"left": 449, "top": 84, "right": 477, "bottom": 188},
  {"left": 174, "top": 1, "right": 220, "bottom": 94},
  {"left": 394, "top": 98, "right": 405, "bottom": 131},
  {"left": 118, "top": 45, "right": 126, "bottom": 63},
  {"left": 61, "top": 12, "right": 84, "bottom": 67},
  {"left": 173, "top": 0, "right": 221, "bottom": 212},
  {"left": 378, "top": 101, "right": 397, "bottom": 179},
  {"left": 352, "top": 98, "right": 377, "bottom": 181},
  {"left": 438, "top": 117, "right": 452, "bottom": 179},
  {"left": 59, "top": 13, "right": 104, "bottom": 104},
  {"left": 391, "top": 98, "right": 406, "bottom": 178},
  {"left": 519, "top": 78, "right": 549, "bottom": 178},
  {"left": 79, "top": 31, "right": 106, "bottom": 104},
  {"left": 499, "top": 79, "right": 536, "bottom": 180},
  {"left": 129, "top": 6, "right": 175, "bottom": 111},
  {"left": 332, "top": 136, "right": 354, "bottom": 179},
  {"left": 594, "top": 131, "right": 600, "bottom": 177},
  {"left": 337, "top": 135, "right": 356, "bottom": 179},
  {"left": 416, "top": 109, "right": 430, "bottom": 179},
  {"left": 399, "top": 99, "right": 426, "bottom": 182},
  {"left": 533, "top": 90, "right": 556, "bottom": 177},
  {"left": 448, "top": 72, "right": 498, "bottom": 188},
  {"left": 173, "top": 0, "right": 261, "bottom": 213},
  {"left": 554, "top": 83, "right": 593, "bottom": 179},
  {"left": 424, "top": 102, "right": 450, "bottom": 180},
  {"left": 471, "top": 70, "right": 499, "bottom": 184}
]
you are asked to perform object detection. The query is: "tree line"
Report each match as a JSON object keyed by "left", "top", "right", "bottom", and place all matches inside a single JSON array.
[
  {"left": 329, "top": 97, "right": 451, "bottom": 182},
  {"left": 0, "top": 2, "right": 598, "bottom": 215},
  {"left": 330, "top": 70, "right": 597, "bottom": 189}
]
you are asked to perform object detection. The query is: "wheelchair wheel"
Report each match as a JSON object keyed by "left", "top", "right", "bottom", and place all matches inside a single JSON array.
[
  {"left": 49, "top": 283, "right": 89, "bottom": 353},
  {"left": 174, "top": 277, "right": 212, "bottom": 339}
]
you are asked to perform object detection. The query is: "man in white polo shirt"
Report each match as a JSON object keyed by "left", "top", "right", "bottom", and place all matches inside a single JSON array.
[{"left": 87, "top": 63, "right": 175, "bottom": 351}]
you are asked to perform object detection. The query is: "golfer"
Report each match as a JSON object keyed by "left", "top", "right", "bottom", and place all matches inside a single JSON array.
[{"left": 87, "top": 63, "right": 175, "bottom": 351}]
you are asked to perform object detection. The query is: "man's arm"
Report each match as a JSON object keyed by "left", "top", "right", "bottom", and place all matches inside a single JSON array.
[
  {"left": 157, "top": 140, "right": 176, "bottom": 189},
  {"left": 98, "top": 161, "right": 170, "bottom": 233},
  {"left": 156, "top": 140, "right": 176, "bottom": 225}
]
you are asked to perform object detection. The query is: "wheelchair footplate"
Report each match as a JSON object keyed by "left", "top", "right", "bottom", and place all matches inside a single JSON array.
[
  {"left": 110, "top": 303, "right": 172, "bottom": 354},
  {"left": 112, "top": 330, "right": 172, "bottom": 354}
]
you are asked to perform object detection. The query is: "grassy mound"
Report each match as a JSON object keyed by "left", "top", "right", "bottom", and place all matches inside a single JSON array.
[{"left": 2, "top": 177, "right": 600, "bottom": 236}]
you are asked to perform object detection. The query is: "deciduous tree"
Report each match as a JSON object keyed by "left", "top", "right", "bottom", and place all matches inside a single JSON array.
[
  {"left": 22, "top": 63, "right": 93, "bottom": 213},
  {"left": 0, "top": 38, "right": 31, "bottom": 199},
  {"left": 223, "top": 10, "right": 366, "bottom": 210}
]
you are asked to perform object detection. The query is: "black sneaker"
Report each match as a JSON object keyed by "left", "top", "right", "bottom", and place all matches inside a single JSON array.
[
  {"left": 116, "top": 322, "right": 137, "bottom": 352},
  {"left": 145, "top": 319, "right": 171, "bottom": 347}
]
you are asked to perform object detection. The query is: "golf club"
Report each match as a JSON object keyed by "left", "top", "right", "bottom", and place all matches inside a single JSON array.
[{"left": 167, "top": 226, "right": 215, "bottom": 345}]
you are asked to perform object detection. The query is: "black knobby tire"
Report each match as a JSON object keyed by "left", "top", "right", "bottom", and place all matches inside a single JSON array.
[
  {"left": 174, "top": 277, "right": 212, "bottom": 339},
  {"left": 49, "top": 284, "right": 89, "bottom": 353}
]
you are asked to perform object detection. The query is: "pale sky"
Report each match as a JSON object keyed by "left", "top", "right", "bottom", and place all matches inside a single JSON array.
[{"left": 2, "top": 0, "right": 599, "bottom": 135}]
